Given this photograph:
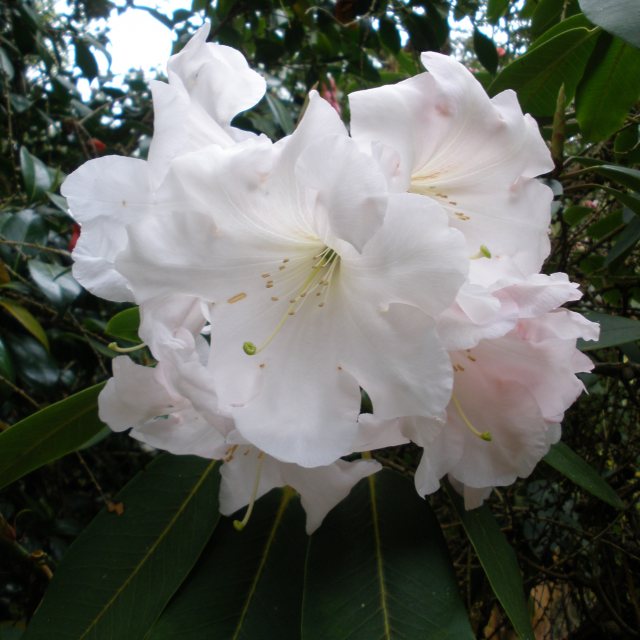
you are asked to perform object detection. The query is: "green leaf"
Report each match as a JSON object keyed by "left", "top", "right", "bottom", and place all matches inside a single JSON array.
[
  {"left": 0, "top": 382, "right": 105, "bottom": 491},
  {"left": 531, "top": 0, "right": 565, "bottom": 37},
  {"left": 591, "top": 164, "right": 640, "bottom": 192},
  {"left": 576, "top": 34, "right": 640, "bottom": 141},
  {"left": 473, "top": 28, "right": 499, "bottom": 74},
  {"left": 149, "top": 488, "right": 306, "bottom": 639},
  {"left": 6, "top": 333, "right": 58, "bottom": 391},
  {"left": 446, "top": 485, "right": 534, "bottom": 640},
  {"left": 303, "top": 471, "right": 473, "bottom": 639},
  {"left": 0, "top": 209, "right": 47, "bottom": 254},
  {"left": 579, "top": 0, "right": 640, "bottom": 49},
  {"left": 0, "top": 47, "right": 14, "bottom": 80},
  {"left": 543, "top": 442, "right": 624, "bottom": 508},
  {"left": 19, "top": 147, "right": 53, "bottom": 202},
  {"left": 378, "top": 18, "right": 401, "bottom": 53},
  {"left": 24, "top": 455, "right": 221, "bottom": 640},
  {"left": 487, "top": 0, "right": 510, "bottom": 24},
  {"left": 265, "top": 93, "right": 295, "bottom": 135},
  {"left": 578, "top": 311, "right": 640, "bottom": 350},
  {"left": 489, "top": 27, "right": 598, "bottom": 116},
  {"left": 27, "top": 260, "right": 82, "bottom": 308},
  {"left": 106, "top": 307, "right": 141, "bottom": 343},
  {"left": 605, "top": 214, "right": 640, "bottom": 265},
  {"left": 0, "top": 335, "right": 15, "bottom": 382},
  {"left": 74, "top": 38, "right": 99, "bottom": 80},
  {"left": 0, "top": 299, "right": 49, "bottom": 350}
]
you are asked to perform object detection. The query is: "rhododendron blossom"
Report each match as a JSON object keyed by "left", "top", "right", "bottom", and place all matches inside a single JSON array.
[{"left": 62, "top": 24, "right": 598, "bottom": 527}]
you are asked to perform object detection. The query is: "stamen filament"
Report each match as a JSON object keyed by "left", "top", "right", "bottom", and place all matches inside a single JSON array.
[
  {"left": 452, "top": 394, "right": 492, "bottom": 442},
  {"left": 244, "top": 247, "right": 338, "bottom": 356},
  {"left": 233, "top": 452, "right": 265, "bottom": 531},
  {"left": 108, "top": 341, "right": 146, "bottom": 353}
]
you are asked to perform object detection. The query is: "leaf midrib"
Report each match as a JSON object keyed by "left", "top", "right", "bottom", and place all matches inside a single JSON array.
[{"left": 77, "top": 459, "right": 218, "bottom": 639}]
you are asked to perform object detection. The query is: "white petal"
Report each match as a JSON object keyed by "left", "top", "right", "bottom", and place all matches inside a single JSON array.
[{"left": 167, "top": 24, "right": 266, "bottom": 126}]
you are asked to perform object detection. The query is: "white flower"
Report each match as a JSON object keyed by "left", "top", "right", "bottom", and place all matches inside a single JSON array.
[
  {"left": 349, "top": 52, "right": 554, "bottom": 277},
  {"left": 61, "top": 24, "right": 267, "bottom": 302},
  {"left": 99, "top": 339, "right": 379, "bottom": 534},
  {"left": 409, "top": 284, "right": 599, "bottom": 508},
  {"left": 116, "top": 94, "right": 468, "bottom": 467}
]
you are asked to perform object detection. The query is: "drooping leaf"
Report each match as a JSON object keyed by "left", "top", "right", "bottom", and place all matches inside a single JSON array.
[
  {"left": 303, "top": 471, "right": 473, "bottom": 640},
  {"left": 591, "top": 164, "right": 640, "bottom": 192},
  {"left": 489, "top": 27, "right": 598, "bottom": 116},
  {"left": 473, "top": 28, "right": 499, "bottom": 74},
  {"left": 24, "top": 455, "right": 221, "bottom": 640},
  {"left": 578, "top": 311, "right": 640, "bottom": 350},
  {"left": 149, "top": 488, "right": 306, "bottom": 640},
  {"left": 543, "top": 442, "right": 624, "bottom": 508},
  {"left": 446, "top": 485, "right": 534, "bottom": 640},
  {"left": 0, "top": 299, "right": 49, "bottom": 350},
  {"left": 74, "top": 38, "right": 99, "bottom": 80},
  {"left": 6, "top": 333, "right": 58, "bottom": 391},
  {"left": 605, "top": 214, "right": 640, "bottom": 265},
  {"left": 27, "top": 260, "right": 83, "bottom": 308},
  {"left": 576, "top": 34, "right": 640, "bottom": 141},
  {"left": 0, "top": 383, "right": 105, "bottom": 491},
  {"left": 19, "top": 147, "right": 53, "bottom": 202},
  {"left": 487, "top": 0, "right": 510, "bottom": 24},
  {"left": 579, "top": 0, "right": 640, "bottom": 49},
  {"left": 106, "top": 306, "right": 141, "bottom": 343}
]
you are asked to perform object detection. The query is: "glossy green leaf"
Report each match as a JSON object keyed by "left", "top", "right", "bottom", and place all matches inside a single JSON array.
[
  {"left": 303, "top": 471, "right": 473, "bottom": 640},
  {"left": 446, "top": 485, "right": 534, "bottom": 640},
  {"left": 27, "top": 260, "right": 82, "bottom": 308},
  {"left": 531, "top": 0, "right": 565, "bottom": 37},
  {"left": 530, "top": 12, "right": 593, "bottom": 50},
  {"left": 19, "top": 147, "right": 53, "bottom": 202},
  {"left": 0, "top": 209, "right": 47, "bottom": 254},
  {"left": 6, "top": 333, "right": 58, "bottom": 390},
  {"left": 579, "top": 0, "right": 640, "bottom": 48},
  {"left": 576, "top": 34, "right": 640, "bottom": 141},
  {"left": 378, "top": 18, "right": 401, "bottom": 53},
  {"left": 591, "top": 164, "right": 640, "bottom": 192},
  {"left": 265, "top": 93, "right": 295, "bottom": 135},
  {"left": 0, "top": 382, "right": 105, "bottom": 491},
  {"left": 106, "top": 306, "right": 141, "bottom": 343},
  {"left": 149, "top": 488, "right": 306, "bottom": 640},
  {"left": 0, "top": 47, "right": 14, "bottom": 80},
  {"left": 0, "top": 299, "right": 49, "bottom": 350},
  {"left": 24, "top": 455, "right": 221, "bottom": 640},
  {"left": 578, "top": 311, "right": 640, "bottom": 350},
  {"left": 473, "top": 28, "right": 499, "bottom": 74},
  {"left": 0, "top": 335, "right": 15, "bottom": 382},
  {"left": 487, "top": 0, "right": 510, "bottom": 24},
  {"left": 74, "top": 39, "right": 99, "bottom": 80},
  {"left": 489, "top": 27, "right": 598, "bottom": 116},
  {"left": 544, "top": 442, "right": 623, "bottom": 508},
  {"left": 605, "top": 215, "right": 640, "bottom": 265}
]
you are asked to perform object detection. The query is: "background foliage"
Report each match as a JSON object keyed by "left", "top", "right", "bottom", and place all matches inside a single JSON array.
[{"left": 0, "top": 0, "right": 639, "bottom": 637}]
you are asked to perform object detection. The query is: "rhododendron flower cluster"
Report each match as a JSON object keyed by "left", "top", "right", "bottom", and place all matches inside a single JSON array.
[{"left": 62, "top": 25, "right": 598, "bottom": 533}]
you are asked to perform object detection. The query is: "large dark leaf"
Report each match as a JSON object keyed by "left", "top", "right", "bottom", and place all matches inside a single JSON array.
[
  {"left": 447, "top": 486, "right": 534, "bottom": 640},
  {"left": 576, "top": 34, "right": 640, "bottom": 141},
  {"left": 303, "top": 471, "right": 473, "bottom": 639},
  {"left": 579, "top": 0, "right": 640, "bottom": 48},
  {"left": 0, "top": 383, "right": 105, "bottom": 491},
  {"left": 489, "top": 27, "right": 598, "bottom": 116},
  {"left": 543, "top": 442, "right": 623, "bottom": 508},
  {"left": 24, "top": 455, "right": 221, "bottom": 640},
  {"left": 149, "top": 488, "right": 306, "bottom": 639},
  {"left": 578, "top": 311, "right": 640, "bottom": 350}
]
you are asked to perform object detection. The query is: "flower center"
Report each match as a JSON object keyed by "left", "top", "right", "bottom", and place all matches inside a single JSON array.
[{"left": 243, "top": 246, "right": 340, "bottom": 356}]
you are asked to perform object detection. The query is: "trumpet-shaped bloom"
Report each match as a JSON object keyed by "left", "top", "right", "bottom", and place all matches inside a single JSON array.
[
  {"left": 411, "top": 308, "right": 599, "bottom": 508},
  {"left": 349, "top": 52, "right": 554, "bottom": 276},
  {"left": 100, "top": 346, "right": 379, "bottom": 534},
  {"left": 117, "top": 94, "right": 467, "bottom": 467},
  {"left": 61, "top": 24, "right": 267, "bottom": 302}
]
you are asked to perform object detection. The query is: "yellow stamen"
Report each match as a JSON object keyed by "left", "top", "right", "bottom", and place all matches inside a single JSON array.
[
  {"left": 452, "top": 394, "right": 492, "bottom": 442},
  {"left": 233, "top": 452, "right": 265, "bottom": 531}
]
